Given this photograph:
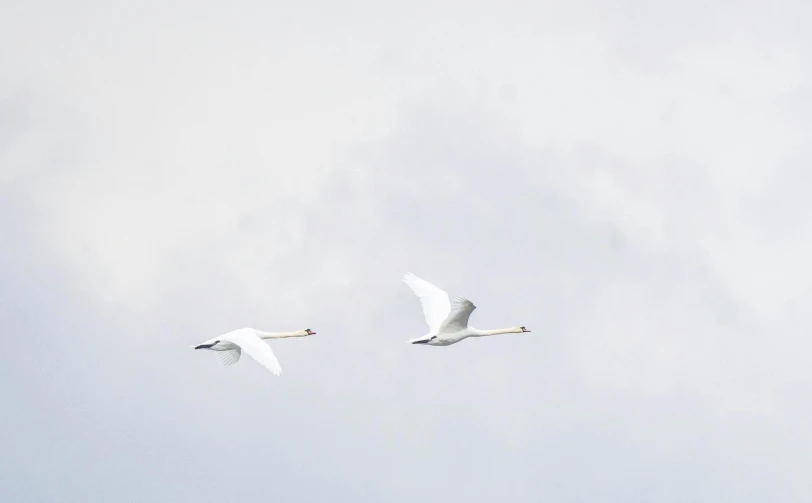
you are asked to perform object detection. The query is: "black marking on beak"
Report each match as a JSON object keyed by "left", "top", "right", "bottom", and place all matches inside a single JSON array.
[
  {"left": 520, "top": 326, "right": 531, "bottom": 332},
  {"left": 306, "top": 329, "right": 316, "bottom": 335}
]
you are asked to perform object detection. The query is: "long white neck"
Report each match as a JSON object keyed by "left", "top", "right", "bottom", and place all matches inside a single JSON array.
[
  {"left": 253, "top": 330, "right": 307, "bottom": 339},
  {"left": 470, "top": 327, "right": 524, "bottom": 337}
]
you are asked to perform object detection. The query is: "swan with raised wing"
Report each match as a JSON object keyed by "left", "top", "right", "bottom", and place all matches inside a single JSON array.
[
  {"left": 193, "top": 328, "right": 315, "bottom": 375},
  {"left": 402, "top": 272, "right": 529, "bottom": 346}
]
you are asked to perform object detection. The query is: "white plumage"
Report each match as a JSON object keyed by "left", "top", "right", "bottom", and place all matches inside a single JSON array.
[
  {"left": 193, "top": 327, "right": 315, "bottom": 375},
  {"left": 402, "top": 272, "right": 530, "bottom": 346}
]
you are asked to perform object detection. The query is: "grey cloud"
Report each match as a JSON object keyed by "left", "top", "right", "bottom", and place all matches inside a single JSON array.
[{"left": 3, "top": 2, "right": 812, "bottom": 502}]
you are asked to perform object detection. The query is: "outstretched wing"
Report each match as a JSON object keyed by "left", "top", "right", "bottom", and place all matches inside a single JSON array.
[
  {"left": 402, "top": 272, "right": 451, "bottom": 334},
  {"left": 225, "top": 329, "right": 283, "bottom": 376},
  {"left": 217, "top": 348, "right": 241, "bottom": 366},
  {"left": 437, "top": 296, "right": 476, "bottom": 333}
]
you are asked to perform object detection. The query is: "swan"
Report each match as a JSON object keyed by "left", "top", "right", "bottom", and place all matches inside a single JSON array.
[
  {"left": 192, "top": 328, "right": 315, "bottom": 375},
  {"left": 402, "top": 272, "right": 530, "bottom": 346}
]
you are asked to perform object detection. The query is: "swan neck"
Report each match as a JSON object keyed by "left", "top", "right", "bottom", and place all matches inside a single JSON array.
[
  {"left": 255, "top": 330, "right": 304, "bottom": 339},
  {"left": 473, "top": 327, "right": 521, "bottom": 337}
]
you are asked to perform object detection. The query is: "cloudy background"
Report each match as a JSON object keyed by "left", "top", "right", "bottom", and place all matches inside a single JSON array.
[{"left": 2, "top": 1, "right": 811, "bottom": 501}]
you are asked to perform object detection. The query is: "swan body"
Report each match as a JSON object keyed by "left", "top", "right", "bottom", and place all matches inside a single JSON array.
[
  {"left": 193, "top": 328, "right": 315, "bottom": 375},
  {"left": 402, "top": 272, "right": 529, "bottom": 346}
]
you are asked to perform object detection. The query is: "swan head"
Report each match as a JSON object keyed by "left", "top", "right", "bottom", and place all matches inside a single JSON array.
[
  {"left": 305, "top": 328, "right": 316, "bottom": 336},
  {"left": 194, "top": 339, "right": 221, "bottom": 350},
  {"left": 520, "top": 326, "right": 531, "bottom": 333}
]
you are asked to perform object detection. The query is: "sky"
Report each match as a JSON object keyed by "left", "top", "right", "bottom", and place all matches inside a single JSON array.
[{"left": 2, "top": 1, "right": 812, "bottom": 501}]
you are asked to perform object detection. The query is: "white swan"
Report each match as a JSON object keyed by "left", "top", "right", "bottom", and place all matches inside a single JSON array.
[
  {"left": 193, "top": 328, "right": 315, "bottom": 375},
  {"left": 402, "top": 272, "right": 530, "bottom": 346}
]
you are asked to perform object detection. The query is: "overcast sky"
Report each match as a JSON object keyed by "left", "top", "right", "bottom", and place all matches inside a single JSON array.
[{"left": 2, "top": 1, "right": 812, "bottom": 501}]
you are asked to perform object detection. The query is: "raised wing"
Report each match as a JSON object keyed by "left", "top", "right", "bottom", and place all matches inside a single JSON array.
[
  {"left": 402, "top": 272, "right": 451, "bottom": 334},
  {"left": 437, "top": 296, "right": 476, "bottom": 333},
  {"left": 217, "top": 348, "right": 241, "bottom": 366},
  {"left": 226, "top": 329, "right": 282, "bottom": 376}
]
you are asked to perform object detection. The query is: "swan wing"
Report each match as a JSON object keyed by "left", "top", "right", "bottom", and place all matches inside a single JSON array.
[
  {"left": 225, "top": 329, "right": 283, "bottom": 376},
  {"left": 402, "top": 272, "right": 451, "bottom": 333},
  {"left": 217, "top": 348, "right": 241, "bottom": 366},
  {"left": 438, "top": 296, "right": 476, "bottom": 333}
]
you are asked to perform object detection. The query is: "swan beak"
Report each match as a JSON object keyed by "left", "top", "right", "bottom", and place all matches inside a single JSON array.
[
  {"left": 306, "top": 329, "right": 316, "bottom": 335},
  {"left": 520, "top": 326, "right": 531, "bottom": 332}
]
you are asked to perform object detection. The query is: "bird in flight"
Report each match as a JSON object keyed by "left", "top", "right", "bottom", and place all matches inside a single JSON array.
[
  {"left": 193, "top": 327, "right": 315, "bottom": 375},
  {"left": 402, "top": 272, "right": 530, "bottom": 346}
]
